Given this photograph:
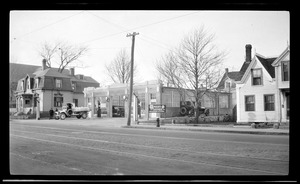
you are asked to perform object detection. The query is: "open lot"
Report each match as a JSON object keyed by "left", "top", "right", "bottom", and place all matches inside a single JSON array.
[{"left": 9, "top": 118, "right": 289, "bottom": 176}]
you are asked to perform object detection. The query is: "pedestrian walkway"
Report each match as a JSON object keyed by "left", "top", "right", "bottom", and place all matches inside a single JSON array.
[
  {"left": 10, "top": 117, "right": 289, "bottom": 135},
  {"left": 123, "top": 123, "right": 289, "bottom": 135}
]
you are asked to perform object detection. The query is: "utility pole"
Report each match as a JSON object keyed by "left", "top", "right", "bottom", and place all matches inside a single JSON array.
[{"left": 126, "top": 32, "right": 139, "bottom": 126}]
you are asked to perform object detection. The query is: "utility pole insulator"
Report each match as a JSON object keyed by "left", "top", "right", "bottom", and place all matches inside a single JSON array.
[{"left": 126, "top": 32, "right": 139, "bottom": 126}]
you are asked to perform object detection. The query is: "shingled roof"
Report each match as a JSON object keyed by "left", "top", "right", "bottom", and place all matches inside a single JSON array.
[
  {"left": 12, "top": 63, "right": 99, "bottom": 93},
  {"left": 255, "top": 54, "right": 276, "bottom": 78},
  {"left": 217, "top": 71, "right": 240, "bottom": 89},
  {"left": 10, "top": 63, "right": 40, "bottom": 83}
]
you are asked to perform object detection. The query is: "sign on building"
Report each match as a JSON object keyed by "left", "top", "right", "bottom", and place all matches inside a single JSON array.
[{"left": 149, "top": 104, "right": 166, "bottom": 113}]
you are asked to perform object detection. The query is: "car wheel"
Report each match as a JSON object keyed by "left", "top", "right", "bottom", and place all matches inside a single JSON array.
[
  {"left": 76, "top": 115, "right": 81, "bottom": 119},
  {"left": 60, "top": 113, "right": 66, "bottom": 120},
  {"left": 82, "top": 113, "right": 87, "bottom": 119}
]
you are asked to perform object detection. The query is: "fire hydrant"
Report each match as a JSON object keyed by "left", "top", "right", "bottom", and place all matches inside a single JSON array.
[{"left": 156, "top": 118, "right": 160, "bottom": 127}]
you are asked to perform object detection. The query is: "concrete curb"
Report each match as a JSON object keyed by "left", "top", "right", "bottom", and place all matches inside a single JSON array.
[{"left": 121, "top": 125, "right": 289, "bottom": 136}]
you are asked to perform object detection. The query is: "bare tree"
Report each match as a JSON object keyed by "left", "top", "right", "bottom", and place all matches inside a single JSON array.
[
  {"left": 105, "top": 49, "right": 137, "bottom": 84},
  {"left": 38, "top": 41, "right": 88, "bottom": 73},
  {"left": 155, "top": 51, "right": 186, "bottom": 101},
  {"left": 38, "top": 41, "right": 60, "bottom": 68},
  {"left": 56, "top": 42, "right": 88, "bottom": 73},
  {"left": 156, "top": 26, "right": 226, "bottom": 123}
]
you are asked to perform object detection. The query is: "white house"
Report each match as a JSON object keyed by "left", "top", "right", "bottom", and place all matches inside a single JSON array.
[{"left": 236, "top": 45, "right": 290, "bottom": 124}]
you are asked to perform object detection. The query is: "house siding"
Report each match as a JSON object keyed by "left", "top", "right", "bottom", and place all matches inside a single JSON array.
[{"left": 237, "top": 58, "right": 279, "bottom": 123}]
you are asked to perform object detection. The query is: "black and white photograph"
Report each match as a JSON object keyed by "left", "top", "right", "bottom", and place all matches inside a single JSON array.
[{"left": 8, "top": 9, "right": 292, "bottom": 182}]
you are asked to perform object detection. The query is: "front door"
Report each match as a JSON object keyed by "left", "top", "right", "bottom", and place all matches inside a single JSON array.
[{"left": 286, "top": 92, "right": 289, "bottom": 120}]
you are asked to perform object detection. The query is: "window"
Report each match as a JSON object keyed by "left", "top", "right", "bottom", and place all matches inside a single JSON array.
[
  {"left": 264, "top": 94, "right": 275, "bottom": 111},
  {"left": 54, "top": 97, "right": 63, "bottom": 107},
  {"left": 72, "top": 82, "right": 76, "bottom": 91},
  {"left": 252, "top": 69, "right": 262, "bottom": 85},
  {"left": 73, "top": 99, "right": 78, "bottom": 107},
  {"left": 21, "top": 81, "right": 24, "bottom": 90},
  {"left": 27, "top": 79, "right": 30, "bottom": 90},
  {"left": 225, "top": 82, "right": 231, "bottom": 89},
  {"left": 245, "top": 95, "right": 255, "bottom": 111},
  {"left": 34, "top": 78, "right": 39, "bottom": 88},
  {"left": 55, "top": 79, "right": 62, "bottom": 88},
  {"left": 150, "top": 93, "right": 156, "bottom": 99},
  {"left": 282, "top": 62, "right": 289, "bottom": 81},
  {"left": 219, "top": 95, "right": 229, "bottom": 108},
  {"left": 25, "top": 99, "right": 30, "bottom": 105},
  {"left": 203, "top": 95, "right": 215, "bottom": 108}
]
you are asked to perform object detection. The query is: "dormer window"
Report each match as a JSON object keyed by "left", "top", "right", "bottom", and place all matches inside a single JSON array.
[
  {"left": 27, "top": 78, "right": 30, "bottom": 90},
  {"left": 252, "top": 68, "right": 262, "bottom": 85},
  {"left": 55, "top": 79, "right": 62, "bottom": 88},
  {"left": 21, "top": 80, "right": 24, "bottom": 90},
  {"left": 34, "top": 78, "right": 39, "bottom": 88}
]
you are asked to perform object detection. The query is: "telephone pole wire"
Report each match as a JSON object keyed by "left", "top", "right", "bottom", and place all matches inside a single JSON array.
[{"left": 126, "top": 32, "right": 139, "bottom": 126}]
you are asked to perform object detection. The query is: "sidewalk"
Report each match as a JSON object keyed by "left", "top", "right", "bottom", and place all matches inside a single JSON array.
[
  {"left": 123, "top": 124, "right": 289, "bottom": 135},
  {"left": 121, "top": 119, "right": 289, "bottom": 136},
  {"left": 10, "top": 117, "right": 289, "bottom": 135}
]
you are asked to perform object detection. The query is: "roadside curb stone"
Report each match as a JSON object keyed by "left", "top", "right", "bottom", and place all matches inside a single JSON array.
[{"left": 121, "top": 125, "right": 289, "bottom": 135}]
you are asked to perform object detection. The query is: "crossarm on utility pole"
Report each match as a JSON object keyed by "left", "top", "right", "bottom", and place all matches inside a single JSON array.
[{"left": 126, "top": 32, "right": 139, "bottom": 126}]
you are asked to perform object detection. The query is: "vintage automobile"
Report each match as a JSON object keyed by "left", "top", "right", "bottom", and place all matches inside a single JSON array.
[
  {"left": 180, "top": 101, "right": 209, "bottom": 117},
  {"left": 55, "top": 102, "right": 90, "bottom": 120}
]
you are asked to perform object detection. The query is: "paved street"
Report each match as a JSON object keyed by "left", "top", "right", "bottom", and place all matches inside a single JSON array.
[{"left": 10, "top": 118, "right": 289, "bottom": 175}]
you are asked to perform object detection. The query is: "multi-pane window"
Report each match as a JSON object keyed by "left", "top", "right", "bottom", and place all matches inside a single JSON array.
[
  {"left": 282, "top": 62, "right": 289, "bottom": 81},
  {"left": 54, "top": 97, "right": 63, "bottom": 107},
  {"left": 264, "top": 94, "right": 275, "bottom": 111},
  {"left": 252, "top": 69, "right": 262, "bottom": 85},
  {"left": 245, "top": 95, "right": 255, "bottom": 111},
  {"left": 150, "top": 93, "right": 156, "bottom": 100},
  {"left": 55, "top": 79, "right": 62, "bottom": 88}
]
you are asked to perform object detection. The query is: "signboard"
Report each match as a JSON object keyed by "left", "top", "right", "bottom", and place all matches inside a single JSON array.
[{"left": 149, "top": 104, "right": 166, "bottom": 113}]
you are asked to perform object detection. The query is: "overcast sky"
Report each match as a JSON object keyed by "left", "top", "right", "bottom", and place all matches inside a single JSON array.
[{"left": 10, "top": 10, "right": 290, "bottom": 86}]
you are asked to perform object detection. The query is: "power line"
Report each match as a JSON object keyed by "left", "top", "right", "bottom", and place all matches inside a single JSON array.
[
  {"left": 80, "top": 11, "right": 199, "bottom": 44},
  {"left": 12, "top": 11, "right": 85, "bottom": 40}
]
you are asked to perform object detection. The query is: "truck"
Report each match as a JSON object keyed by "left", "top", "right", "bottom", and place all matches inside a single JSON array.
[{"left": 55, "top": 102, "right": 90, "bottom": 120}]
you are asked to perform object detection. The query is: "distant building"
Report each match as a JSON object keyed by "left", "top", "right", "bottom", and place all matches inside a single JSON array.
[
  {"left": 235, "top": 45, "right": 290, "bottom": 124},
  {"left": 217, "top": 68, "right": 240, "bottom": 122},
  {"left": 13, "top": 59, "right": 99, "bottom": 115},
  {"left": 83, "top": 80, "right": 232, "bottom": 119}
]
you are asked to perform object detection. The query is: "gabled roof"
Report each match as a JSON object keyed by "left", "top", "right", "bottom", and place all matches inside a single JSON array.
[
  {"left": 256, "top": 54, "right": 276, "bottom": 78},
  {"left": 217, "top": 71, "right": 240, "bottom": 89},
  {"left": 236, "top": 62, "right": 251, "bottom": 81},
  {"left": 237, "top": 54, "right": 277, "bottom": 83},
  {"left": 272, "top": 46, "right": 290, "bottom": 66}
]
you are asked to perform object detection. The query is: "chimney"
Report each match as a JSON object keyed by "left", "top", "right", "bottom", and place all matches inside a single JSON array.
[
  {"left": 225, "top": 68, "right": 228, "bottom": 76},
  {"left": 70, "top": 67, "right": 75, "bottom": 76},
  {"left": 245, "top": 44, "right": 252, "bottom": 63},
  {"left": 42, "top": 59, "right": 47, "bottom": 70}
]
